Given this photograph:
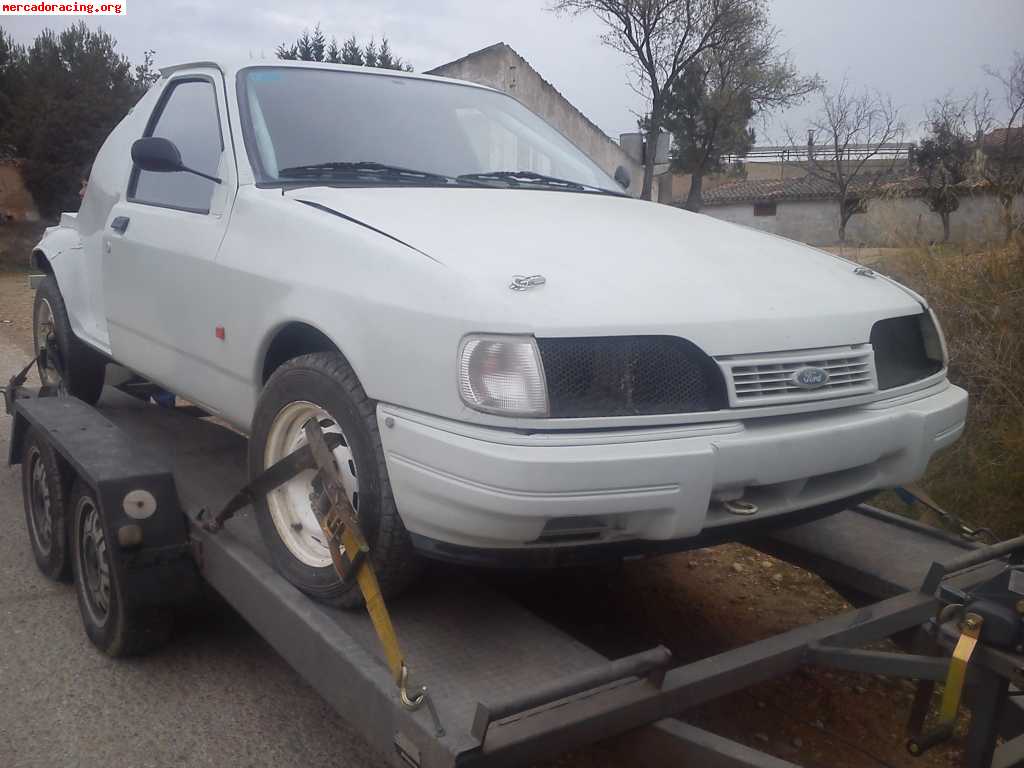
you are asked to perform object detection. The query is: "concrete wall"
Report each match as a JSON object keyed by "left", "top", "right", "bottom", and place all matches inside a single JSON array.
[
  {"left": 427, "top": 43, "right": 644, "bottom": 197},
  {"left": 703, "top": 193, "right": 1024, "bottom": 246},
  {"left": 0, "top": 162, "right": 39, "bottom": 221}
]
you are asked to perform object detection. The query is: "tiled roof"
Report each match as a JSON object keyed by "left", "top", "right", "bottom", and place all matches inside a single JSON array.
[
  {"left": 700, "top": 172, "right": 907, "bottom": 206},
  {"left": 979, "top": 127, "right": 1023, "bottom": 148}
]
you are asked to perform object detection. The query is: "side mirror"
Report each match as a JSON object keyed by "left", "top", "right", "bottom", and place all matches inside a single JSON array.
[
  {"left": 131, "top": 137, "right": 222, "bottom": 184},
  {"left": 614, "top": 165, "right": 631, "bottom": 189},
  {"left": 132, "top": 137, "right": 183, "bottom": 173}
]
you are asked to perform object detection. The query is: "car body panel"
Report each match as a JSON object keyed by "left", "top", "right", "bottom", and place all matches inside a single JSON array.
[{"left": 31, "top": 59, "right": 967, "bottom": 555}]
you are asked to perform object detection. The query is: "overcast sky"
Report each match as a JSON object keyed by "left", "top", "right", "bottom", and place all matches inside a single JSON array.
[{"left": 2, "top": 0, "right": 1022, "bottom": 143}]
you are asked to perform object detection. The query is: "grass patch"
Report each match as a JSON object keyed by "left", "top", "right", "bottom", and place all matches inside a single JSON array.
[{"left": 869, "top": 237, "right": 1024, "bottom": 538}]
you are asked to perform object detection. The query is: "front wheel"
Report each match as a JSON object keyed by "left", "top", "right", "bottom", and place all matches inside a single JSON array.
[
  {"left": 249, "top": 352, "right": 421, "bottom": 608},
  {"left": 33, "top": 275, "right": 106, "bottom": 404}
]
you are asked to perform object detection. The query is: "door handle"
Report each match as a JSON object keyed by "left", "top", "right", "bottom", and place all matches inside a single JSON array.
[{"left": 110, "top": 216, "right": 130, "bottom": 234}]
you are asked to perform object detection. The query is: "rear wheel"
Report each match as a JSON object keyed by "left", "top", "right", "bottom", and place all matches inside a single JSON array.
[
  {"left": 20, "top": 427, "right": 71, "bottom": 582},
  {"left": 70, "top": 480, "right": 171, "bottom": 656},
  {"left": 33, "top": 275, "right": 106, "bottom": 404},
  {"left": 249, "top": 352, "right": 421, "bottom": 608}
]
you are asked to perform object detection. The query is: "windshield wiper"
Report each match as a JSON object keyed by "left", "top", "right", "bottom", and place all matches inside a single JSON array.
[
  {"left": 456, "top": 170, "right": 621, "bottom": 195},
  {"left": 277, "top": 161, "right": 463, "bottom": 187}
]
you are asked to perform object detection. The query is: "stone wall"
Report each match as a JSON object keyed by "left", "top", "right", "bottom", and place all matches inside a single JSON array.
[
  {"left": 704, "top": 193, "right": 1024, "bottom": 245},
  {"left": 427, "top": 43, "right": 644, "bottom": 197}
]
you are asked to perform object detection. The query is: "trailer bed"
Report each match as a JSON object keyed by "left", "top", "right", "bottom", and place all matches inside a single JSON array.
[{"left": 9, "top": 386, "right": 1021, "bottom": 768}]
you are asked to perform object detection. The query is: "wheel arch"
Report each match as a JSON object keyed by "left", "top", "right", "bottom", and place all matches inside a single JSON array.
[
  {"left": 259, "top": 320, "right": 356, "bottom": 385},
  {"left": 31, "top": 248, "right": 54, "bottom": 275}
]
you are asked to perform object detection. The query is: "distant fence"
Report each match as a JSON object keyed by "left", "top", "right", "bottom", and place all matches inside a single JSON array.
[{"left": 721, "top": 143, "right": 914, "bottom": 165}]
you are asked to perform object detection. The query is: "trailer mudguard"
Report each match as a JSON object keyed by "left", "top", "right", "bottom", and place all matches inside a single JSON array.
[{"left": 8, "top": 393, "right": 199, "bottom": 607}]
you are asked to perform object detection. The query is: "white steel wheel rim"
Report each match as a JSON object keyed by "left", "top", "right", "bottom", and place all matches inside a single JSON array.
[
  {"left": 264, "top": 401, "right": 359, "bottom": 569},
  {"left": 34, "top": 297, "right": 60, "bottom": 386}
]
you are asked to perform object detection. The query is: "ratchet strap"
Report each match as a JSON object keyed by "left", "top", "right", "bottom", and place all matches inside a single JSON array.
[
  {"left": 201, "top": 418, "right": 442, "bottom": 734},
  {"left": 303, "top": 421, "right": 442, "bottom": 732}
]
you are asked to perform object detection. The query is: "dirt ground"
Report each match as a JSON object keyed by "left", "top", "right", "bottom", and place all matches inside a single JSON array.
[
  {"left": 0, "top": 272, "right": 37, "bottom": 357},
  {"left": 0, "top": 268, "right": 966, "bottom": 768}
]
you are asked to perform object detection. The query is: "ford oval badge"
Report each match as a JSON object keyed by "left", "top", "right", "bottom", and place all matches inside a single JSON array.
[{"left": 791, "top": 366, "right": 829, "bottom": 390}]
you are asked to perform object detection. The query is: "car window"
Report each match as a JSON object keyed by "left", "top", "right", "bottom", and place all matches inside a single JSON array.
[
  {"left": 131, "top": 78, "right": 222, "bottom": 212},
  {"left": 238, "top": 68, "right": 619, "bottom": 192}
]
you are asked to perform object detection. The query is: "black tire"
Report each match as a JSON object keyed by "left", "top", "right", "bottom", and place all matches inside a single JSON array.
[
  {"left": 249, "top": 352, "right": 422, "bottom": 608},
  {"left": 69, "top": 480, "right": 171, "bottom": 656},
  {"left": 33, "top": 275, "right": 106, "bottom": 404},
  {"left": 20, "top": 427, "right": 72, "bottom": 582}
]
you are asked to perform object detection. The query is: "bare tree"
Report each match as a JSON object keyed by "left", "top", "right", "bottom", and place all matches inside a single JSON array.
[
  {"left": 915, "top": 94, "right": 991, "bottom": 242},
  {"left": 663, "top": 11, "right": 820, "bottom": 211},
  {"left": 793, "top": 80, "right": 904, "bottom": 242},
  {"left": 552, "top": 0, "right": 754, "bottom": 199},
  {"left": 981, "top": 52, "right": 1024, "bottom": 240}
]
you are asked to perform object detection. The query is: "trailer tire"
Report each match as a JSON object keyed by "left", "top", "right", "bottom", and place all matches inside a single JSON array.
[
  {"left": 20, "top": 427, "right": 72, "bottom": 582},
  {"left": 33, "top": 275, "right": 106, "bottom": 405},
  {"left": 249, "top": 352, "right": 422, "bottom": 608},
  {"left": 70, "top": 480, "right": 171, "bottom": 656}
]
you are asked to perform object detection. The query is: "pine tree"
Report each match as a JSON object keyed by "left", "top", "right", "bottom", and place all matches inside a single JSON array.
[
  {"left": 363, "top": 38, "right": 378, "bottom": 69},
  {"left": 325, "top": 36, "right": 341, "bottom": 64},
  {"left": 340, "top": 35, "right": 363, "bottom": 65}
]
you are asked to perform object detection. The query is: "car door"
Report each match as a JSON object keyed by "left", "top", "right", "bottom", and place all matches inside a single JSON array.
[{"left": 104, "top": 72, "right": 237, "bottom": 413}]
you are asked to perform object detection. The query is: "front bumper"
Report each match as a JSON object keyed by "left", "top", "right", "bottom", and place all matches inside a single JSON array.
[{"left": 378, "top": 380, "right": 967, "bottom": 555}]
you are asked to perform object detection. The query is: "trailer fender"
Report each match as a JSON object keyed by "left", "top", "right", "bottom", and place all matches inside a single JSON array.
[
  {"left": 10, "top": 394, "right": 201, "bottom": 609},
  {"left": 7, "top": 410, "right": 29, "bottom": 467}
]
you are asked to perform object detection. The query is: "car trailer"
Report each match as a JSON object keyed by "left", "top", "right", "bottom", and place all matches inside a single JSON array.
[{"left": 4, "top": 373, "right": 1024, "bottom": 768}]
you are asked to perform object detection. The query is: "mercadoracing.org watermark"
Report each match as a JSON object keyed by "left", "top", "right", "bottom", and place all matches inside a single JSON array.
[{"left": 2, "top": 1, "right": 125, "bottom": 13}]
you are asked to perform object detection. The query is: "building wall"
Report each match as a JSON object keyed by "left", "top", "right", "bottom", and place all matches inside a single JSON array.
[
  {"left": 704, "top": 193, "right": 1024, "bottom": 246},
  {"left": 0, "top": 162, "right": 39, "bottom": 221},
  {"left": 427, "top": 44, "right": 644, "bottom": 197}
]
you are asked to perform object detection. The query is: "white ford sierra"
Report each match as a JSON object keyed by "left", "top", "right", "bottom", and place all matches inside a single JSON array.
[{"left": 31, "top": 60, "right": 967, "bottom": 605}]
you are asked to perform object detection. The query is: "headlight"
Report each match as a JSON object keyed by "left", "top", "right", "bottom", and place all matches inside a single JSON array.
[
  {"left": 457, "top": 335, "right": 548, "bottom": 416},
  {"left": 919, "top": 307, "right": 947, "bottom": 365}
]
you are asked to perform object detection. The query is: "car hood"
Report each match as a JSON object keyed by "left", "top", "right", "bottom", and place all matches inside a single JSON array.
[{"left": 288, "top": 186, "right": 922, "bottom": 355}]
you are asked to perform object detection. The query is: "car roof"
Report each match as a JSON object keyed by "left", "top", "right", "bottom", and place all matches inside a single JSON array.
[{"left": 158, "top": 59, "right": 499, "bottom": 93}]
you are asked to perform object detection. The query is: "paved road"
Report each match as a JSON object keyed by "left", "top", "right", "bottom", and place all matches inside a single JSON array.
[{"left": 0, "top": 337, "right": 380, "bottom": 768}]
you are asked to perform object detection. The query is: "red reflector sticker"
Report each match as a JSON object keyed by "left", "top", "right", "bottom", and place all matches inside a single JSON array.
[{"left": 215, "top": 326, "right": 226, "bottom": 340}]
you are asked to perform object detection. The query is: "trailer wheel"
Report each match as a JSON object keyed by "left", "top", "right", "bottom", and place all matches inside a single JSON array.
[
  {"left": 33, "top": 275, "right": 106, "bottom": 404},
  {"left": 249, "top": 352, "right": 421, "bottom": 608},
  {"left": 70, "top": 480, "right": 170, "bottom": 656},
  {"left": 20, "top": 427, "right": 72, "bottom": 582}
]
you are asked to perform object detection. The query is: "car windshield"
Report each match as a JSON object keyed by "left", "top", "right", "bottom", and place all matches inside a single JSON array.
[{"left": 237, "top": 66, "right": 622, "bottom": 193}]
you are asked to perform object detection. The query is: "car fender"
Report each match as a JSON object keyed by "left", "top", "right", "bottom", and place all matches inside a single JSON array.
[{"left": 31, "top": 224, "right": 93, "bottom": 340}]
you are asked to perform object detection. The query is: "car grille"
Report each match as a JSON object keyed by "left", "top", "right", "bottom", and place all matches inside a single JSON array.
[
  {"left": 718, "top": 346, "right": 877, "bottom": 407},
  {"left": 537, "top": 336, "right": 727, "bottom": 417}
]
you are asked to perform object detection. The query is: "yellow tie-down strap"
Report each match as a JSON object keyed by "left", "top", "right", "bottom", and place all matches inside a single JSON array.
[
  {"left": 304, "top": 419, "right": 425, "bottom": 712},
  {"left": 317, "top": 496, "right": 421, "bottom": 704}
]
